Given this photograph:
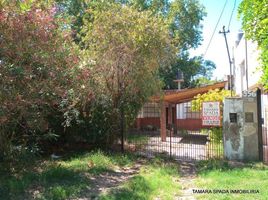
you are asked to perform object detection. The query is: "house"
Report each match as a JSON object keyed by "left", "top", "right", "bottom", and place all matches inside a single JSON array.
[
  {"left": 233, "top": 32, "right": 262, "bottom": 94},
  {"left": 135, "top": 81, "right": 227, "bottom": 141},
  {"left": 232, "top": 31, "right": 268, "bottom": 163}
]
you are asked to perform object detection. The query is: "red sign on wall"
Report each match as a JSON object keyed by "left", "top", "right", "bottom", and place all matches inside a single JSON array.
[{"left": 202, "top": 101, "right": 221, "bottom": 126}]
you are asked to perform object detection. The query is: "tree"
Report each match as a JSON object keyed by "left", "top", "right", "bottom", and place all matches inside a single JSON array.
[
  {"left": 238, "top": 0, "right": 268, "bottom": 88},
  {"left": 80, "top": 3, "right": 175, "bottom": 144},
  {"left": 129, "top": 0, "right": 215, "bottom": 88},
  {"left": 160, "top": 54, "right": 216, "bottom": 89},
  {"left": 129, "top": 0, "right": 206, "bottom": 51},
  {"left": 56, "top": 0, "right": 211, "bottom": 88},
  {"left": 56, "top": 0, "right": 205, "bottom": 50},
  {"left": 0, "top": 1, "right": 89, "bottom": 159}
]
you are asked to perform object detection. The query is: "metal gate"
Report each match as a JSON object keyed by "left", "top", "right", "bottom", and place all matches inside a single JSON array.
[{"left": 127, "top": 101, "right": 223, "bottom": 160}]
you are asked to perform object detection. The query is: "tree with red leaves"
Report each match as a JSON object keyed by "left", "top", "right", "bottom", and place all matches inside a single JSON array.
[{"left": 0, "top": 1, "right": 91, "bottom": 159}]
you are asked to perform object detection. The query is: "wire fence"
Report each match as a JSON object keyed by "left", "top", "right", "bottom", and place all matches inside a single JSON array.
[
  {"left": 126, "top": 128, "right": 223, "bottom": 160},
  {"left": 127, "top": 101, "right": 223, "bottom": 160}
]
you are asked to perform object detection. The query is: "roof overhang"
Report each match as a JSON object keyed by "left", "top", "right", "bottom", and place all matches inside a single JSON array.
[{"left": 152, "top": 81, "right": 227, "bottom": 104}]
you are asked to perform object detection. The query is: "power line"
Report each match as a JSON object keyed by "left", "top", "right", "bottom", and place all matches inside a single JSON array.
[
  {"left": 203, "top": 0, "right": 228, "bottom": 57},
  {"left": 227, "top": 0, "right": 237, "bottom": 30}
]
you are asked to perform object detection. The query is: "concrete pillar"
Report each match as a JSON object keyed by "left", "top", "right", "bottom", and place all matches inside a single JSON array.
[{"left": 160, "top": 102, "right": 167, "bottom": 142}]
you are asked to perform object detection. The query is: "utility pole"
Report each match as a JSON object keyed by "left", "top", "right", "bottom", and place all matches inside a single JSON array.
[{"left": 219, "top": 26, "right": 233, "bottom": 96}]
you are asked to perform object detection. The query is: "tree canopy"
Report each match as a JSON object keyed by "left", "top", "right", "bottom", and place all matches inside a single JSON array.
[
  {"left": 238, "top": 0, "right": 268, "bottom": 88},
  {"left": 130, "top": 0, "right": 206, "bottom": 51},
  {"left": 79, "top": 3, "right": 175, "bottom": 142},
  {"left": 55, "top": 0, "right": 212, "bottom": 89},
  {"left": 57, "top": 0, "right": 206, "bottom": 52},
  {"left": 160, "top": 54, "right": 216, "bottom": 89}
]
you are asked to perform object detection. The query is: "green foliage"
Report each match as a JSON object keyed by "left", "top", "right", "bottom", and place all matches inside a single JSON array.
[
  {"left": 130, "top": 0, "right": 206, "bottom": 51},
  {"left": 202, "top": 128, "right": 223, "bottom": 144},
  {"left": 0, "top": 0, "right": 54, "bottom": 11},
  {"left": 79, "top": 3, "right": 175, "bottom": 143},
  {"left": 0, "top": 0, "right": 211, "bottom": 160},
  {"left": 0, "top": 2, "right": 89, "bottom": 160},
  {"left": 57, "top": 0, "right": 209, "bottom": 88},
  {"left": 160, "top": 54, "right": 216, "bottom": 89},
  {"left": 209, "top": 128, "right": 223, "bottom": 143},
  {"left": 57, "top": 0, "right": 206, "bottom": 51},
  {"left": 238, "top": 0, "right": 268, "bottom": 88},
  {"left": 238, "top": 0, "right": 268, "bottom": 46},
  {"left": 191, "top": 89, "right": 232, "bottom": 111}
]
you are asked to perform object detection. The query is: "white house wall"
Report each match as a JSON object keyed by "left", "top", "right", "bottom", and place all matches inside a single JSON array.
[
  {"left": 177, "top": 103, "right": 186, "bottom": 119},
  {"left": 233, "top": 34, "right": 261, "bottom": 95}
]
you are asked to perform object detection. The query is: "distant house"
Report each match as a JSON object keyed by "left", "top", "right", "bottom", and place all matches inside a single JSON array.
[{"left": 134, "top": 81, "right": 227, "bottom": 141}]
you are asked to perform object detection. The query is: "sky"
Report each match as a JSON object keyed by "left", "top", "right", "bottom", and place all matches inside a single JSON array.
[{"left": 190, "top": 0, "right": 243, "bottom": 80}]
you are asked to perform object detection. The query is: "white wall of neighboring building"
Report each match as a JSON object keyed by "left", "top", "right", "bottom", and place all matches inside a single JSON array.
[
  {"left": 233, "top": 33, "right": 261, "bottom": 95},
  {"left": 233, "top": 32, "right": 268, "bottom": 162},
  {"left": 176, "top": 103, "right": 186, "bottom": 119}
]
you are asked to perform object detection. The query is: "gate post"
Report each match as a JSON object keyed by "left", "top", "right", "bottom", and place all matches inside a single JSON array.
[
  {"left": 168, "top": 104, "right": 174, "bottom": 137},
  {"left": 161, "top": 102, "right": 167, "bottom": 142},
  {"left": 257, "top": 88, "right": 263, "bottom": 161}
]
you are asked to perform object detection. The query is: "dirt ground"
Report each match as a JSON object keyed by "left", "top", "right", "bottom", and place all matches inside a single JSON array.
[
  {"left": 78, "top": 159, "right": 146, "bottom": 200},
  {"left": 77, "top": 159, "right": 197, "bottom": 200}
]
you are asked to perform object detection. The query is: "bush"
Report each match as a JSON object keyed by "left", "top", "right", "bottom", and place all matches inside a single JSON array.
[{"left": 0, "top": 2, "right": 83, "bottom": 160}]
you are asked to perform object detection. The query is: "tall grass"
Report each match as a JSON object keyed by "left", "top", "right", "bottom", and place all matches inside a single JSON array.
[{"left": 0, "top": 150, "right": 136, "bottom": 200}]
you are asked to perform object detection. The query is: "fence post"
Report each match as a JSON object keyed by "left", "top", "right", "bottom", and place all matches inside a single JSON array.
[
  {"left": 169, "top": 124, "right": 173, "bottom": 159},
  {"left": 257, "top": 88, "right": 263, "bottom": 161},
  {"left": 160, "top": 102, "right": 167, "bottom": 142},
  {"left": 120, "top": 105, "right": 125, "bottom": 153}
]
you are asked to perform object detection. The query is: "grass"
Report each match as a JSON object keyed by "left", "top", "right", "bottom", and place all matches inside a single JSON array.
[
  {"left": 195, "top": 159, "right": 268, "bottom": 200},
  {"left": 0, "top": 151, "right": 181, "bottom": 200},
  {"left": 0, "top": 150, "right": 137, "bottom": 200},
  {"left": 100, "top": 157, "right": 181, "bottom": 200},
  {"left": 5, "top": 147, "right": 268, "bottom": 200},
  {"left": 12, "top": 146, "right": 268, "bottom": 200}
]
